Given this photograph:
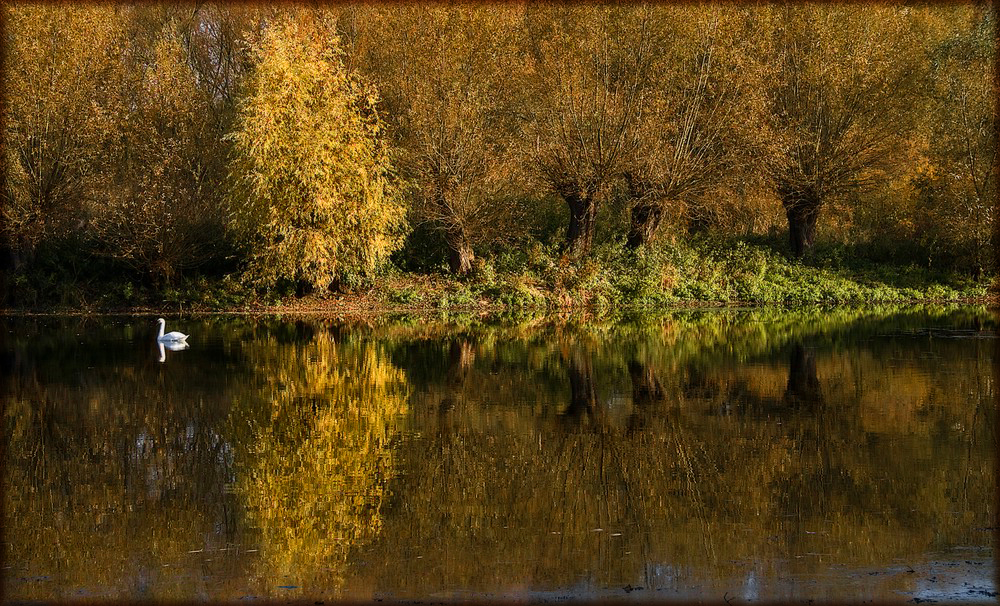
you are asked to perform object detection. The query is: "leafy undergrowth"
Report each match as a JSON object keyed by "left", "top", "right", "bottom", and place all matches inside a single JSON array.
[
  {"left": 4, "top": 237, "right": 994, "bottom": 313},
  {"left": 367, "top": 237, "right": 993, "bottom": 312},
  {"left": 389, "top": 241, "right": 990, "bottom": 307}
]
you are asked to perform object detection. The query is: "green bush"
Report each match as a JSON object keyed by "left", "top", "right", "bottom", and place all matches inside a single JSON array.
[{"left": 389, "top": 287, "right": 424, "bottom": 304}]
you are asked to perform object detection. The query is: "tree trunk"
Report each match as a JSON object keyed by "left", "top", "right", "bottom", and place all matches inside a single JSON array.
[
  {"left": 626, "top": 201, "right": 664, "bottom": 249},
  {"left": 780, "top": 185, "right": 821, "bottom": 258},
  {"left": 565, "top": 191, "right": 598, "bottom": 257},
  {"left": 446, "top": 228, "right": 474, "bottom": 276},
  {"left": 10, "top": 235, "right": 33, "bottom": 273}
]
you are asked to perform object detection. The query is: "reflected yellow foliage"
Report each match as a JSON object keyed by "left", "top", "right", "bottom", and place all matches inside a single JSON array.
[{"left": 232, "top": 329, "right": 408, "bottom": 594}]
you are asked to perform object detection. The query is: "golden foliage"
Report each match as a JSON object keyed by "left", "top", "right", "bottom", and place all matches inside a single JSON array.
[
  {"left": 230, "top": 11, "right": 407, "bottom": 290},
  {"left": 0, "top": 3, "right": 993, "bottom": 288},
  {"left": 349, "top": 5, "right": 527, "bottom": 273},
  {"left": 2, "top": 4, "right": 119, "bottom": 253},
  {"left": 90, "top": 20, "right": 231, "bottom": 282}
]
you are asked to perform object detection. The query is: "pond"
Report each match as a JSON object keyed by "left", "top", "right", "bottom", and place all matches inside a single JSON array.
[{"left": 2, "top": 307, "right": 995, "bottom": 602}]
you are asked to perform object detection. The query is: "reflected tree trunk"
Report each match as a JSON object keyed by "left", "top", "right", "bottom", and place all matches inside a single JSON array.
[
  {"left": 565, "top": 347, "right": 596, "bottom": 421},
  {"left": 447, "top": 338, "right": 476, "bottom": 384},
  {"left": 682, "top": 366, "right": 718, "bottom": 400},
  {"left": 628, "top": 360, "right": 665, "bottom": 403},
  {"left": 627, "top": 360, "right": 664, "bottom": 433},
  {"left": 784, "top": 343, "right": 822, "bottom": 408},
  {"left": 440, "top": 338, "right": 476, "bottom": 415}
]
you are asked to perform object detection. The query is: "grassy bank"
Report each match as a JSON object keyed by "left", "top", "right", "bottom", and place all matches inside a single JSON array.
[{"left": 4, "top": 236, "right": 995, "bottom": 314}]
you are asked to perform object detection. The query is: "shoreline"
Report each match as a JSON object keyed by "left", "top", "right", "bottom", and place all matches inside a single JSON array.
[
  {"left": 5, "top": 237, "right": 995, "bottom": 318},
  {"left": 3, "top": 294, "right": 997, "bottom": 317}
]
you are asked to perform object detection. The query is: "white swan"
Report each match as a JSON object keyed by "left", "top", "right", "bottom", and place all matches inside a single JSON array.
[{"left": 156, "top": 318, "right": 189, "bottom": 343}]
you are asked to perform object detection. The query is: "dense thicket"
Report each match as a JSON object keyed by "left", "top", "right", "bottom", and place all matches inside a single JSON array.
[{"left": 2, "top": 2, "right": 995, "bottom": 306}]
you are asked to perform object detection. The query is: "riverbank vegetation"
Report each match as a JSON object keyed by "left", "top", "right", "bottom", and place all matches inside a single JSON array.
[{"left": 2, "top": 3, "right": 995, "bottom": 311}]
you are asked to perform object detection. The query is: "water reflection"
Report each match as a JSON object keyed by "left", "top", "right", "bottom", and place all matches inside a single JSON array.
[
  {"left": 157, "top": 340, "right": 189, "bottom": 362},
  {"left": 1, "top": 307, "right": 995, "bottom": 601}
]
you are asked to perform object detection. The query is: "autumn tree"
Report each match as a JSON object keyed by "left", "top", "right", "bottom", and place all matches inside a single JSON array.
[
  {"left": 761, "top": 4, "right": 922, "bottom": 258},
  {"left": 230, "top": 10, "right": 407, "bottom": 292},
  {"left": 914, "top": 5, "right": 996, "bottom": 278},
  {"left": 89, "top": 14, "right": 235, "bottom": 285},
  {"left": 184, "top": 4, "right": 268, "bottom": 119},
  {"left": 347, "top": 5, "right": 525, "bottom": 275},
  {"left": 1, "top": 4, "right": 118, "bottom": 269},
  {"left": 622, "top": 6, "right": 769, "bottom": 248},
  {"left": 523, "top": 4, "right": 656, "bottom": 257}
]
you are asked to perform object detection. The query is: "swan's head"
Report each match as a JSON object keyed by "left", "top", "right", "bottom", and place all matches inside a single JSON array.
[{"left": 157, "top": 318, "right": 166, "bottom": 326}]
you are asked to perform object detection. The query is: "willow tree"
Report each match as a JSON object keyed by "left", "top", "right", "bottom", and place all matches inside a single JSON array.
[
  {"left": 523, "top": 4, "right": 656, "bottom": 257},
  {"left": 762, "top": 4, "right": 922, "bottom": 258},
  {"left": 349, "top": 5, "right": 524, "bottom": 275},
  {"left": 623, "top": 6, "right": 768, "bottom": 248},
  {"left": 230, "top": 10, "right": 407, "bottom": 292}
]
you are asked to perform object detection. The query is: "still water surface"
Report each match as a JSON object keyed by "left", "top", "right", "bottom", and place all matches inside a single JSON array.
[{"left": 2, "top": 307, "right": 995, "bottom": 602}]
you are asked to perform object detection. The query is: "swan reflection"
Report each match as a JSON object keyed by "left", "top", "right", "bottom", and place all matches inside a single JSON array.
[{"left": 158, "top": 340, "right": 189, "bottom": 363}]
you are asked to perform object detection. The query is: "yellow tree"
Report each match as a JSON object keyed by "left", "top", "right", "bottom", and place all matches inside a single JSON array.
[
  {"left": 230, "top": 10, "right": 407, "bottom": 292},
  {"left": 915, "top": 5, "right": 996, "bottom": 278},
  {"left": 523, "top": 4, "right": 657, "bottom": 257},
  {"left": 4, "top": 4, "right": 271, "bottom": 288},
  {"left": 623, "top": 6, "right": 770, "bottom": 248},
  {"left": 89, "top": 19, "right": 231, "bottom": 285}
]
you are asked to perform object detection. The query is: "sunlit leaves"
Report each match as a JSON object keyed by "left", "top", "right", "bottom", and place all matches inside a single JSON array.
[
  {"left": 757, "top": 4, "right": 927, "bottom": 255},
  {"left": 912, "top": 5, "right": 996, "bottom": 275},
  {"left": 90, "top": 19, "right": 231, "bottom": 283},
  {"left": 230, "top": 12, "right": 407, "bottom": 291},
  {"left": 1, "top": 2, "right": 994, "bottom": 293},
  {"left": 2, "top": 4, "right": 119, "bottom": 253},
  {"left": 350, "top": 5, "right": 526, "bottom": 274}
]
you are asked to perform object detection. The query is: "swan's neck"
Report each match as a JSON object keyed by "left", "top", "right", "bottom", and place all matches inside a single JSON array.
[{"left": 158, "top": 321, "right": 165, "bottom": 338}]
